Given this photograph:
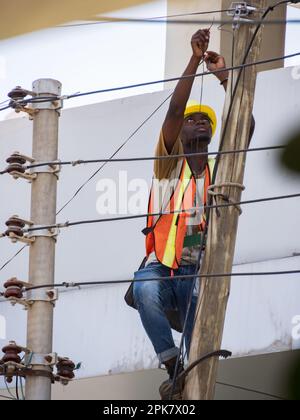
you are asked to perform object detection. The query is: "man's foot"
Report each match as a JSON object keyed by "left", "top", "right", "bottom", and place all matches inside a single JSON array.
[
  {"left": 159, "top": 375, "right": 185, "bottom": 400},
  {"left": 159, "top": 356, "right": 185, "bottom": 400}
]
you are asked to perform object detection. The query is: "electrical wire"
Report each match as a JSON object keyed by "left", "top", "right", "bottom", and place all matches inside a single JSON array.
[
  {"left": 0, "top": 245, "right": 28, "bottom": 273},
  {"left": 0, "top": 105, "right": 10, "bottom": 112},
  {"left": 22, "top": 193, "right": 300, "bottom": 234},
  {"left": 0, "top": 93, "right": 175, "bottom": 270},
  {"left": 19, "top": 376, "right": 25, "bottom": 400},
  {"left": 23, "top": 269, "right": 300, "bottom": 292},
  {"left": 22, "top": 145, "right": 285, "bottom": 171},
  {"left": 1, "top": 51, "right": 299, "bottom": 112},
  {"left": 56, "top": 17, "right": 300, "bottom": 27},
  {"left": 0, "top": 0, "right": 297, "bottom": 398},
  {"left": 0, "top": 393, "right": 15, "bottom": 400},
  {"left": 216, "top": 381, "right": 287, "bottom": 400},
  {"left": 62, "top": 52, "right": 300, "bottom": 101}
]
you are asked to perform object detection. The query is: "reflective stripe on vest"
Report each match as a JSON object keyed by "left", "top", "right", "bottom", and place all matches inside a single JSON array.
[{"left": 145, "top": 158, "right": 215, "bottom": 269}]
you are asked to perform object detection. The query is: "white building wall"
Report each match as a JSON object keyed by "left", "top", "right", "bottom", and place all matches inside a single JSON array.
[{"left": 0, "top": 65, "right": 300, "bottom": 385}]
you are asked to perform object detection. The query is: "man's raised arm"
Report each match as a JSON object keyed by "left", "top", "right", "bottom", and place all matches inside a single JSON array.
[{"left": 162, "top": 29, "right": 210, "bottom": 154}]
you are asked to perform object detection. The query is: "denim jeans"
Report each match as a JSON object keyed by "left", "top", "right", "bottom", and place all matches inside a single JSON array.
[{"left": 133, "top": 262, "right": 199, "bottom": 364}]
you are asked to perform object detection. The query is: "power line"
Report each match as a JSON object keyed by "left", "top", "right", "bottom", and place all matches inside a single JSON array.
[
  {"left": 0, "top": 93, "right": 174, "bottom": 271},
  {"left": 171, "top": 0, "right": 293, "bottom": 397},
  {"left": 22, "top": 193, "right": 300, "bottom": 234},
  {"left": 57, "top": 17, "right": 300, "bottom": 27},
  {"left": 216, "top": 381, "right": 287, "bottom": 400},
  {"left": 0, "top": 99, "right": 9, "bottom": 106},
  {"left": 0, "top": 245, "right": 27, "bottom": 272},
  {"left": 56, "top": 91, "right": 173, "bottom": 216},
  {"left": 62, "top": 52, "right": 300, "bottom": 101},
  {"left": 0, "top": 393, "right": 15, "bottom": 401},
  {"left": 24, "top": 269, "right": 300, "bottom": 292}
]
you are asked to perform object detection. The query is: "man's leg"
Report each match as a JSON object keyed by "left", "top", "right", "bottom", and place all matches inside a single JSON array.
[
  {"left": 174, "top": 265, "right": 199, "bottom": 358},
  {"left": 133, "top": 262, "right": 180, "bottom": 364}
]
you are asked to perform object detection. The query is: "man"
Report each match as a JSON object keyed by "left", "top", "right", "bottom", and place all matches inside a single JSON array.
[{"left": 125, "top": 29, "right": 254, "bottom": 399}]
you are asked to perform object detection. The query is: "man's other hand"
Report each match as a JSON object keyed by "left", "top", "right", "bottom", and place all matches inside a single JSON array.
[{"left": 204, "top": 51, "right": 229, "bottom": 83}]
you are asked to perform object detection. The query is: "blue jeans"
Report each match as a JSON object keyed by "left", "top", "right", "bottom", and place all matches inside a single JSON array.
[{"left": 133, "top": 262, "right": 199, "bottom": 364}]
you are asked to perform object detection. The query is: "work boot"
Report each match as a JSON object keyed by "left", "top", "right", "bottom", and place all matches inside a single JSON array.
[{"left": 159, "top": 357, "right": 185, "bottom": 400}]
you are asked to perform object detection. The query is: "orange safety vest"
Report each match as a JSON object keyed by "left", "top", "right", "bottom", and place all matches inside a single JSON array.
[{"left": 144, "top": 158, "right": 215, "bottom": 269}]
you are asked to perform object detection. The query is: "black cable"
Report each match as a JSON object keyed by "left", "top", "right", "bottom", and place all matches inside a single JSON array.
[
  {"left": 216, "top": 381, "right": 287, "bottom": 400},
  {"left": 0, "top": 93, "right": 174, "bottom": 272},
  {"left": 231, "top": 28, "right": 236, "bottom": 102},
  {"left": 56, "top": 91, "right": 173, "bottom": 216},
  {"left": 170, "top": 0, "right": 291, "bottom": 398},
  {"left": 56, "top": 17, "right": 300, "bottom": 27},
  {"left": 23, "top": 269, "right": 300, "bottom": 292},
  {"left": 1, "top": 51, "right": 299, "bottom": 112},
  {"left": 0, "top": 394, "right": 15, "bottom": 400},
  {"left": 171, "top": 23, "right": 239, "bottom": 398},
  {"left": 23, "top": 145, "right": 285, "bottom": 170},
  {"left": 0, "top": 99, "right": 9, "bottom": 106},
  {"left": 15, "top": 375, "right": 20, "bottom": 401},
  {"left": 4, "top": 377, "right": 17, "bottom": 400},
  {"left": 1, "top": 18, "right": 293, "bottom": 272},
  {"left": 0, "top": 105, "right": 10, "bottom": 112},
  {"left": 23, "top": 193, "right": 300, "bottom": 233},
  {"left": 0, "top": 245, "right": 28, "bottom": 273},
  {"left": 172, "top": 26, "right": 239, "bottom": 393}
]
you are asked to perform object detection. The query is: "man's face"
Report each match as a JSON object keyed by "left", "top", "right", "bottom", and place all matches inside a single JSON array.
[{"left": 181, "top": 112, "right": 213, "bottom": 147}]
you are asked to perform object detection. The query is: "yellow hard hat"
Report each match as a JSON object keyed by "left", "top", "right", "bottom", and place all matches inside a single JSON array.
[{"left": 184, "top": 100, "right": 217, "bottom": 137}]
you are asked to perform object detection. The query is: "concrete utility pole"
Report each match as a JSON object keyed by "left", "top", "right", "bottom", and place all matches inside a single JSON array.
[
  {"left": 25, "top": 79, "right": 61, "bottom": 400},
  {"left": 184, "top": 0, "right": 267, "bottom": 400}
]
